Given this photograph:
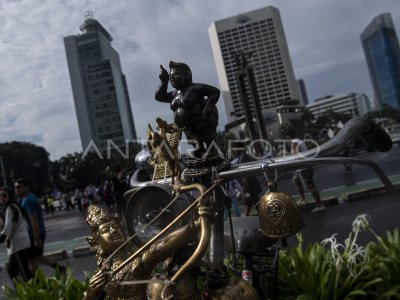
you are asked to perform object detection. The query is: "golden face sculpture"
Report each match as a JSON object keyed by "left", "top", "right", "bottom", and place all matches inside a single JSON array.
[
  {"left": 97, "top": 220, "right": 125, "bottom": 251},
  {"left": 86, "top": 205, "right": 127, "bottom": 258}
]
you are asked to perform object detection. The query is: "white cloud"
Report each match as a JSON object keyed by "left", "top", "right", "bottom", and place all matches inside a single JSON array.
[{"left": 0, "top": 0, "right": 399, "bottom": 159}]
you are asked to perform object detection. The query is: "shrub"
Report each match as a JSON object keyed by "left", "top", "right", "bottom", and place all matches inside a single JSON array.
[
  {"left": 277, "top": 215, "right": 400, "bottom": 299},
  {"left": 2, "top": 267, "right": 89, "bottom": 300}
]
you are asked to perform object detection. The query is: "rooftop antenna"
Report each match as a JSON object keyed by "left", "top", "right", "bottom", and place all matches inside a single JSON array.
[{"left": 84, "top": 10, "right": 94, "bottom": 19}]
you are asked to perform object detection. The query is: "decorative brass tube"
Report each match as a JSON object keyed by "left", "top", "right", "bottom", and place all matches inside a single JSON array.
[
  {"left": 170, "top": 203, "right": 211, "bottom": 282},
  {"left": 112, "top": 182, "right": 218, "bottom": 276}
]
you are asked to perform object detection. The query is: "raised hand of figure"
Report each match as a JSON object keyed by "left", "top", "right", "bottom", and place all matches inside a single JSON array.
[{"left": 159, "top": 65, "right": 169, "bottom": 83}]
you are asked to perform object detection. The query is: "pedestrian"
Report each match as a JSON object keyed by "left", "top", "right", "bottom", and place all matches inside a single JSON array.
[
  {"left": 74, "top": 188, "right": 82, "bottom": 212},
  {"left": 231, "top": 146, "right": 263, "bottom": 216},
  {"left": 42, "top": 195, "right": 49, "bottom": 214},
  {"left": 286, "top": 130, "right": 326, "bottom": 212},
  {"left": 85, "top": 183, "right": 96, "bottom": 204},
  {"left": 0, "top": 186, "right": 33, "bottom": 283},
  {"left": 63, "top": 192, "right": 74, "bottom": 211},
  {"left": 111, "top": 171, "right": 129, "bottom": 217},
  {"left": 81, "top": 190, "right": 90, "bottom": 217},
  {"left": 224, "top": 179, "right": 243, "bottom": 220},
  {"left": 14, "top": 178, "right": 66, "bottom": 273},
  {"left": 102, "top": 180, "right": 113, "bottom": 209},
  {"left": 47, "top": 194, "right": 55, "bottom": 214}
]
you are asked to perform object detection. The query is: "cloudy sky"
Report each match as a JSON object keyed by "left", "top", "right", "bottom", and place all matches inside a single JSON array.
[{"left": 0, "top": 0, "right": 399, "bottom": 160}]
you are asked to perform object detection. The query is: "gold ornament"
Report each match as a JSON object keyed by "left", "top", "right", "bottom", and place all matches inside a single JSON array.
[
  {"left": 257, "top": 191, "right": 305, "bottom": 239},
  {"left": 146, "top": 118, "right": 182, "bottom": 183}
]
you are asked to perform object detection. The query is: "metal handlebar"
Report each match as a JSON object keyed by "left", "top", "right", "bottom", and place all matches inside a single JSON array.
[
  {"left": 131, "top": 117, "right": 394, "bottom": 193},
  {"left": 219, "top": 116, "right": 394, "bottom": 193}
]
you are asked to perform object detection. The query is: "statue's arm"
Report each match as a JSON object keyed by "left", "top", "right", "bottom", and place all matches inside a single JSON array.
[
  {"left": 155, "top": 82, "right": 174, "bottom": 103},
  {"left": 155, "top": 64, "right": 174, "bottom": 103},
  {"left": 140, "top": 219, "right": 199, "bottom": 271},
  {"left": 194, "top": 83, "right": 220, "bottom": 119},
  {"left": 195, "top": 83, "right": 220, "bottom": 106}
]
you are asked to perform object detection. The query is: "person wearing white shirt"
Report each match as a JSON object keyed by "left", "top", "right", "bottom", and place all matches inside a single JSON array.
[{"left": 0, "top": 186, "right": 33, "bottom": 282}]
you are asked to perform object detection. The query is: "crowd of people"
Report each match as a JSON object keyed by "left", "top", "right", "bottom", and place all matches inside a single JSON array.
[
  {"left": 40, "top": 171, "right": 130, "bottom": 217},
  {"left": 0, "top": 170, "right": 131, "bottom": 285}
]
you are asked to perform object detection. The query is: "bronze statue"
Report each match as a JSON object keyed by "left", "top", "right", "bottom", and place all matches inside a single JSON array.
[
  {"left": 146, "top": 117, "right": 182, "bottom": 183},
  {"left": 155, "top": 61, "right": 220, "bottom": 158},
  {"left": 83, "top": 204, "right": 200, "bottom": 300}
]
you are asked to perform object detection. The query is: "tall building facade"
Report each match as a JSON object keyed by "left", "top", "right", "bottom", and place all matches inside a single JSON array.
[
  {"left": 208, "top": 6, "right": 300, "bottom": 123},
  {"left": 297, "top": 79, "right": 309, "bottom": 105},
  {"left": 361, "top": 13, "right": 400, "bottom": 109},
  {"left": 64, "top": 17, "right": 137, "bottom": 152},
  {"left": 307, "top": 92, "right": 371, "bottom": 119}
]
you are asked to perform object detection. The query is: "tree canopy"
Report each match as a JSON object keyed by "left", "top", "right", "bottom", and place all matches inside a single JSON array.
[{"left": 0, "top": 141, "right": 50, "bottom": 195}]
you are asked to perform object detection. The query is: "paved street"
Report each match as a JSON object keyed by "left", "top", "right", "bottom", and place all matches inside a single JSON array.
[{"left": 0, "top": 145, "right": 399, "bottom": 292}]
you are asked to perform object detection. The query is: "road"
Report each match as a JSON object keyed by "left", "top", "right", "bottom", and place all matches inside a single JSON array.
[
  {"left": 277, "top": 145, "right": 400, "bottom": 196},
  {"left": 0, "top": 146, "right": 399, "bottom": 290}
]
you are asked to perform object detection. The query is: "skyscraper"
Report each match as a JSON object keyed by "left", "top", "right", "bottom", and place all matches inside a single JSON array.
[
  {"left": 297, "top": 79, "right": 309, "bottom": 106},
  {"left": 208, "top": 6, "right": 300, "bottom": 123},
  {"left": 361, "top": 13, "right": 400, "bottom": 109},
  {"left": 64, "top": 17, "right": 137, "bottom": 152}
]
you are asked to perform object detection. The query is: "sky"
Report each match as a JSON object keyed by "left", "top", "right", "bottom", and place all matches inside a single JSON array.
[{"left": 0, "top": 0, "right": 399, "bottom": 160}]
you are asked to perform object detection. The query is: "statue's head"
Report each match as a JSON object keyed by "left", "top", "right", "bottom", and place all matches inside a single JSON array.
[
  {"left": 169, "top": 61, "right": 192, "bottom": 88},
  {"left": 86, "top": 205, "right": 126, "bottom": 257}
]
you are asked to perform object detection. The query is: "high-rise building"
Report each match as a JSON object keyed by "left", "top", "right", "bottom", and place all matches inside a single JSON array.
[
  {"left": 208, "top": 6, "right": 300, "bottom": 123},
  {"left": 64, "top": 17, "right": 137, "bottom": 152},
  {"left": 361, "top": 13, "right": 400, "bottom": 109},
  {"left": 307, "top": 92, "right": 371, "bottom": 119},
  {"left": 297, "top": 79, "right": 309, "bottom": 106}
]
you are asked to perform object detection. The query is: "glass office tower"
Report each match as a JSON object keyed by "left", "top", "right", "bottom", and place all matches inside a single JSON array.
[{"left": 361, "top": 13, "right": 400, "bottom": 109}]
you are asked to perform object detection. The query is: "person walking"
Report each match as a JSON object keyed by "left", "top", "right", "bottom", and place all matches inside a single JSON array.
[
  {"left": 286, "top": 130, "right": 326, "bottom": 212},
  {"left": 0, "top": 186, "right": 33, "bottom": 283},
  {"left": 63, "top": 192, "right": 74, "bottom": 211},
  {"left": 73, "top": 188, "right": 82, "bottom": 212},
  {"left": 85, "top": 183, "right": 97, "bottom": 204},
  {"left": 111, "top": 171, "right": 129, "bottom": 217},
  {"left": 14, "top": 178, "right": 66, "bottom": 273},
  {"left": 47, "top": 194, "right": 55, "bottom": 214},
  {"left": 224, "top": 179, "right": 243, "bottom": 220},
  {"left": 231, "top": 146, "right": 263, "bottom": 216}
]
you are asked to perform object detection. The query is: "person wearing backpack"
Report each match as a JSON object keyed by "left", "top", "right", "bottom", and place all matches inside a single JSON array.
[
  {"left": 0, "top": 186, "right": 33, "bottom": 282},
  {"left": 14, "top": 178, "right": 66, "bottom": 273}
]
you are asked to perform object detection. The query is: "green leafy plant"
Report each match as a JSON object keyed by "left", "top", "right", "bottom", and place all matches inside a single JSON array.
[
  {"left": 277, "top": 215, "right": 400, "bottom": 299},
  {"left": 364, "top": 227, "right": 400, "bottom": 298},
  {"left": 2, "top": 267, "right": 89, "bottom": 300}
]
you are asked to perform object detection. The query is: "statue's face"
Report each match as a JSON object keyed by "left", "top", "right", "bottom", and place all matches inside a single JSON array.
[
  {"left": 97, "top": 221, "right": 125, "bottom": 251},
  {"left": 169, "top": 67, "right": 187, "bottom": 88}
]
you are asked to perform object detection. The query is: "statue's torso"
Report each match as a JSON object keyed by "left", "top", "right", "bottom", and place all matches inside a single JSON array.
[{"left": 171, "top": 88, "right": 204, "bottom": 130}]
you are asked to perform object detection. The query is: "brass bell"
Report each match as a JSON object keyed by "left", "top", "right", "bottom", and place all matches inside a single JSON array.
[{"left": 257, "top": 190, "right": 305, "bottom": 239}]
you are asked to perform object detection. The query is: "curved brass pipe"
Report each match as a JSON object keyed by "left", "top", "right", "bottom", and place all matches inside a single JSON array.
[
  {"left": 170, "top": 205, "right": 211, "bottom": 282},
  {"left": 177, "top": 183, "right": 206, "bottom": 195},
  {"left": 112, "top": 182, "right": 218, "bottom": 276},
  {"left": 161, "top": 183, "right": 214, "bottom": 300}
]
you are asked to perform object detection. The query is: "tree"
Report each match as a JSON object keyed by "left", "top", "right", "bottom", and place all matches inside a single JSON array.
[
  {"left": 50, "top": 141, "right": 143, "bottom": 191},
  {"left": 0, "top": 141, "right": 50, "bottom": 195}
]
